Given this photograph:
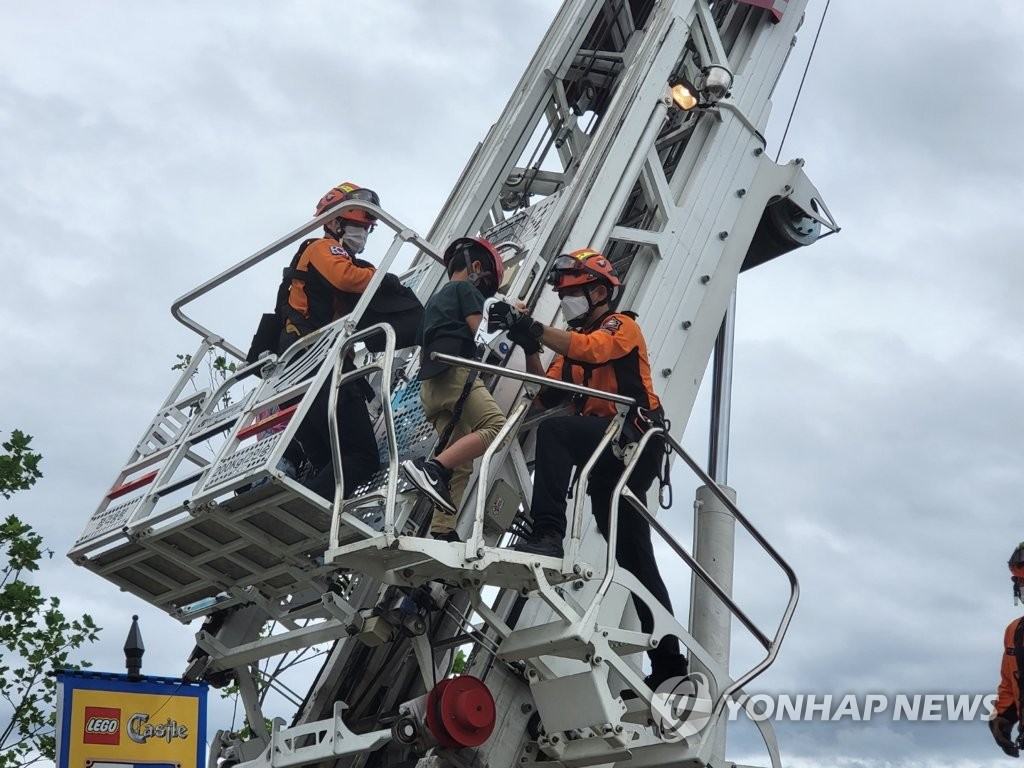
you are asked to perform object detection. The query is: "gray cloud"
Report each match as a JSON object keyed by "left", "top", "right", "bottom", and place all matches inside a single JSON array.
[{"left": 2, "top": 1, "right": 1022, "bottom": 765}]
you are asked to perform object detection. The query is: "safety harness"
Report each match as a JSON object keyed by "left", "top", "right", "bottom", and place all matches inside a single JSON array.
[
  {"left": 278, "top": 238, "right": 361, "bottom": 335},
  {"left": 555, "top": 311, "right": 674, "bottom": 509},
  {"left": 433, "top": 346, "right": 484, "bottom": 455}
]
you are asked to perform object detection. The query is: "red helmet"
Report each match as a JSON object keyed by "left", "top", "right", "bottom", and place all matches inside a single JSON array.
[
  {"left": 314, "top": 182, "right": 380, "bottom": 226},
  {"left": 443, "top": 237, "right": 505, "bottom": 297},
  {"left": 548, "top": 248, "right": 621, "bottom": 294}
]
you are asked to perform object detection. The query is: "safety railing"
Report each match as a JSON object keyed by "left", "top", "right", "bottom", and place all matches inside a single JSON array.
[
  {"left": 423, "top": 350, "right": 798, "bottom": 755},
  {"left": 429, "top": 350, "right": 635, "bottom": 567},
  {"left": 169, "top": 199, "right": 442, "bottom": 360},
  {"left": 323, "top": 321, "right": 404, "bottom": 548},
  {"left": 630, "top": 428, "right": 800, "bottom": 708}
]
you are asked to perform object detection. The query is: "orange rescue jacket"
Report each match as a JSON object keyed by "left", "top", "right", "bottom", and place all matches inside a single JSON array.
[
  {"left": 997, "top": 617, "right": 1024, "bottom": 720},
  {"left": 544, "top": 311, "right": 661, "bottom": 418},
  {"left": 286, "top": 238, "right": 376, "bottom": 326}
]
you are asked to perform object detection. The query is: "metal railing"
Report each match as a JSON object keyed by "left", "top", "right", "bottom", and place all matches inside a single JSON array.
[
  {"left": 429, "top": 349, "right": 799, "bottom": 724},
  {"left": 169, "top": 200, "right": 442, "bottom": 360}
]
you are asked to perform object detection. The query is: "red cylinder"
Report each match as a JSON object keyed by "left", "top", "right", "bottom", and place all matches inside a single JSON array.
[{"left": 425, "top": 675, "right": 496, "bottom": 749}]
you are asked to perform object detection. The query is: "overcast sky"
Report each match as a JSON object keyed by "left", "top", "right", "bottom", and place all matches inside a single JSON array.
[{"left": 3, "top": 2, "right": 1024, "bottom": 767}]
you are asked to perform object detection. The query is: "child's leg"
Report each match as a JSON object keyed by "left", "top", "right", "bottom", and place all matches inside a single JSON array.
[{"left": 434, "top": 380, "right": 506, "bottom": 516}]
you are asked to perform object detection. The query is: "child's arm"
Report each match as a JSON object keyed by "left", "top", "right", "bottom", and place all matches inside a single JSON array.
[{"left": 465, "top": 313, "right": 482, "bottom": 334}]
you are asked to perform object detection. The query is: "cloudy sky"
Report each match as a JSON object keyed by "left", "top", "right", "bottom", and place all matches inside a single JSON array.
[{"left": 3, "top": 1, "right": 1024, "bottom": 766}]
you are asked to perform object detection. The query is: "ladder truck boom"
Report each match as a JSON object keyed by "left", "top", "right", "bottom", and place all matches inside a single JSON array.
[{"left": 69, "top": 2, "right": 836, "bottom": 767}]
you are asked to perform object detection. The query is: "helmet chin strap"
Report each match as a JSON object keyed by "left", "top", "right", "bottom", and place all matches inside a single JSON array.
[{"left": 463, "top": 251, "right": 497, "bottom": 297}]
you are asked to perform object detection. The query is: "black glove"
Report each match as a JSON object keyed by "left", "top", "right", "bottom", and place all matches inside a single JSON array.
[
  {"left": 990, "top": 714, "right": 1020, "bottom": 757},
  {"left": 489, "top": 301, "right": 540, "bottom": 334},
  {"left": 508, "top": 325, "right": 542, "bottom": 355}
]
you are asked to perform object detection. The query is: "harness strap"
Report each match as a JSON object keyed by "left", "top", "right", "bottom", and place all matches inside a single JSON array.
[
  {"left": 434, "top": 348, "right": 484, "bottom": 455},
  {"left": 634, "top": 406, "right": 673, "bottom": 509}
]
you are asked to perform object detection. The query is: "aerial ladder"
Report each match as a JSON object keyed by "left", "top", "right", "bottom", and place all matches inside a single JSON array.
[{"left": 68, "top": 1, "right": 837, "bottom": 767}]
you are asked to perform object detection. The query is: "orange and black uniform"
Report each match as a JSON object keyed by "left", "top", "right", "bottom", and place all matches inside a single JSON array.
[
  {"left": 278, "top": 237, "right": 380, "bottom": 497},
  {"left": 282, "top": 238, "right": 377, "bottom": 338},
  {"left": 531, "top": 310, "right": 680, "bottom": 668},
  {"left": 996, "top": 617, "right": 1024, "bottom": 731}
]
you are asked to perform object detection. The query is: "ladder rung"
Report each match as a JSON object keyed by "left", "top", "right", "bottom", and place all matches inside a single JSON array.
[
  {"left": 107, "top": 470, "right": 158, "bottom": 500},
  {"left": 237, "top": 405, "right": 298, "bottom": 441},
  {"left": 154, "top": 468, "right": 207, "bottom": 497}
]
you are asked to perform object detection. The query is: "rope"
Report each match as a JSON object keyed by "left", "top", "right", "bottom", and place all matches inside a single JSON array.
[{"left": 775, "top": 0, "right": 832, "bottom": 162}]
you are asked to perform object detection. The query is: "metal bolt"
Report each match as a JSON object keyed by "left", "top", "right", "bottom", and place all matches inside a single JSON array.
[
  {"left": 402, "top": 568, "right": 413, "bottom": 578},
  {"left": 784, "top": 184, "right": 792, "bottom": 192},
  {"left": 521, "top": 703, "right": 533, "bottom": 713},
  {"left": 572, "top": 580, "right": 584, "bottom": 590},
  {"left": 477, "top": 547, "right": 485, "bottom": 558},
  {"left": 602, "top": 630, "right": 609, "bottom": 637},
  {"left": 614, "top": 725, "right": 624, "bottom": 734},
  {"left": 681, "top": 321, "right": 692, "bottom": 330},
  {"left": 661, "top": 368, "right": 672, "bottom": 377},
  {"left": 754, "top": 147, "right": 763, "bottom": 156},
  {"left": 718, "top": 230, "right": 728, "bottom": 240},
  {"left": 593, "top": 655, "right": 603, "bottom": 664},
  {"left": 573, "top": 564, "right": 582, "bottom": 575},
  {"left": 700, "top": 274, "right": 711, "bottom": 283},
  {"left": 736, "top": 188, "right": 746, "bottom": 197}
]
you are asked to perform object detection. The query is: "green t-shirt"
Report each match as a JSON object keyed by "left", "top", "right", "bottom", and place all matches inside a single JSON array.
[{"left": 417, "top": 280, "right": 484, "bottom": 378}]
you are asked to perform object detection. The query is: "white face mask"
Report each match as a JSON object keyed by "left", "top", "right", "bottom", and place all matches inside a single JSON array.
[
  {"left": 341, "top": 225, "right": 368, "bottom": 254},
  {"left": 559, "top": 294, "right": 591, "bottom": 324}
]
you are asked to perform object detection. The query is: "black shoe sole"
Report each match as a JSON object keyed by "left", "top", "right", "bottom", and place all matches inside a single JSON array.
[
  {"left": 401, "top": 460, "right": 456, "bottom": 513},
  {"left": 512, "top": 541, "right": 564, "bottom": 558}
]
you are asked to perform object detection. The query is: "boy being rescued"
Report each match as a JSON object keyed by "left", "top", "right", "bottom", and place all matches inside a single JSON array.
[{"left": 401, "top": 238, "right": 507, "bottom": 542}]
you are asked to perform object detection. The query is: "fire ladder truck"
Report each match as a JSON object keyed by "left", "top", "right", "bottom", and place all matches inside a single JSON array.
[{"left": 68, "top": 1, "right": 837, "bottom": 766}]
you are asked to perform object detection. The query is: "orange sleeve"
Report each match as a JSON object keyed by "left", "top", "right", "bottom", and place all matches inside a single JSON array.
[
  {"left": 304, "top": 240, "right": 376, "bottom": 293},
  {"left": 566, "top": 313, "right": 640, "bottom": 364},
  {"left": 997, "top": 620, "right": 1020, "bottom": 717}
]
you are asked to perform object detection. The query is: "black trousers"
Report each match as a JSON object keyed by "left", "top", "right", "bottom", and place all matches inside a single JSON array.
[
  {"left": 278, "top": 329, "right": 381, "bottom": 497},
  {"left": 298, "top": 378, "right": 381, "bottom": 498},
  {"left": 531, "top": 414, "right": 681, "bottom": 663}
]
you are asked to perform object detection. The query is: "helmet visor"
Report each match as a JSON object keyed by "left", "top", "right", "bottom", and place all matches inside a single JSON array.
[
  {"left": 343, "top": 187, "right": 380, "bottom": 206},
  {"left": 336, "top": 187, "right": 379, "bottom": 225},
  {"left": 547, "top": 251, "right": 603, "bottom": 286}
]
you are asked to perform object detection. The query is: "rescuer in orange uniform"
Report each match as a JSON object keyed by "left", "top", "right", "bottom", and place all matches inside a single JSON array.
[
  {"left": 488, "top": 248, "right": 688, "bottom": 689},
  {"left": 991, "top": 543, "right": 1024, "bottom": 757},
  {"left": 279, "top": 182, "right": 383, "bottom": 498}
]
